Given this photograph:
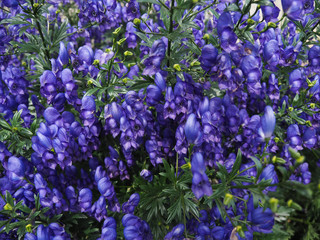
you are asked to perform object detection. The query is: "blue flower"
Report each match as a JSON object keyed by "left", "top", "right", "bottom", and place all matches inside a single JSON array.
[
  {"left": 259, "top": 106, "right": 276, "bottom": 139},
  {"left": 184, "top": 113, "right": 202, "bottom": 144},
  {"left": 282, "top": 0, "right": 304, "bottom": 21}
]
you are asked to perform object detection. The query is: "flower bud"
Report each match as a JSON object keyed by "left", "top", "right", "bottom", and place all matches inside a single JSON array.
[
  {"left": 122, "top": 78, "right": 129, "bottom": 84},
  {"left": 4, "top": 203, "right": 13, "bottom": 211},
  {"left": 306, "top": 120, "right": 312, "bottom": 127},
  {"left": 133, "top": 18, "right": 141, "bottom": 25},
  {"left": 128, "top": 63, "right": 136, "bottom": 67},
  {"left": 267, "top": 22, "right": 277, "bottom": 28},
  {"left": 117, "top": 38, "right": 127, "bottom": 45},
  {"left": 203, "top": 34, "right": 210, "bottom": 40},
  {"left": 124, "top": 51, "right": 133, "bottom": 56},
  {"left": 33, "top": 3, "right": 39, "bottom": 8},
  {"left": 223, "top": 193, "right": 233, "bottom": 206},
  {"left": 288, "top": 147, "right": 301, "bottom": 160},
  {"left": 274, "top": 137, "right": 280, "bottom": 143},
  {"left": 26, "top": 224, "right": 32, "bottom": 233},
  {"left": 272, "top": 156, "right": 286, "bottom": 164},
  {"left": 93, "top": 59, "right": 99, "bottom": 65},
  {"left": 113, "top": 26, "right": 122, "bottom": 35},
  {"left": 310, "top": 103, "right": 316, "bottom": 109},
  {"left": 247, "top": 19, "right": 255, "bottom": 25},
  {"left": 288, "top": 107, "right": 293, "bottom": 112},
  {"left": 287, "top": 199, "right": 302, "bottom": 211},
  {"left": 269, "top": 198, "right": 279, "bottom": 212},
  {"left": 236, "top": 226, "right": 245, "bottom": 238},
  {"left": 173, "top": 64, "right": 181, "bottom": 71},
  {"left": 191, "top": 61, "right": 200, "bottom": 67}
]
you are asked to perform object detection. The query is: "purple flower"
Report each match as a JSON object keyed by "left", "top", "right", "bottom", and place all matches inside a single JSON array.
[
  {"left": 58, "top": 42, "right": 69, "bottom": 66},
  {"left": 199, "top": 44, "right": 219, "bottom": 72},
  {"left": 78, "top": 188, "right": 92, "bottom": 212},
  {"left": 282, "top": 0, "right": 304, "bottom": 21},
  {"left": 7, "top": 156, "right": 25, "bottom": 182},
  {"left": 289, "top": 69, "right": 306, "bottom": 93},
  {"left": 258, "top": 164, "right": 279, "bottom": 192},
  {"left": 263, "top": 40, "right": 280, "bottom": 68},
  {"left": 247, "top": 197, "right": 274, "bottom": 233},
  {"left": 78, "top": 45, "right": 94, "bottom": 65},
  {"left": 184, "top": 113, "right": 202, "bottom": 144},
  {"left": 261, "top": 1, "right": 280, "bottom": 22},
  {"left": 258, "top": 106, "right": 276, "bottom": 139},
  {"left": 140, "top": 169, "right": 153, "bottom": 182},
  {"left": 81, "top": 96, "right": 96, "bottom": 127},
  {"left": 126, "top": 0, "right": 140, "bottom": 21}
]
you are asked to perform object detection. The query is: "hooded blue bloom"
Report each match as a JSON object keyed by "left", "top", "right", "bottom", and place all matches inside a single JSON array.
[
  {"left": 282, "top": 0, "right": 304, "bottom": 21},
  {"left": 58, "top": 42, "right": 69, "bottom": 66},
  {"left": 199, "top": 44, "right": 219, "bottom": 72},
  {"left": 78, "top": 45, "right": 94, "bottom": 65},
  {"left": 126, "top": 0, "right": 140, "bottom": 21},
  {"left": 142, "top": 39, "right": 166, "bottom": 76},
  {"left": 261, "top": 1, "right": 280, "bottom": 22},
  {"left": 191, "top": 152, "right": 212, "bottom": 199},
  {"left": 122, "top": 214, "right": 152, "bottom": 240},
  {"left": 289, "top": 69, "right": 306, "bottom": 93},
  {"left": 164, "top": 224, "right": 184, "bottom": 240},
  {"left": 258, "top": 106, "right": 276, "bottom": 139},
  {"left": 247, "top": 196, "right": 274, "bottom": 233},
  {"left": 140, "top": 169, "right": 153, "bottom": 182},
  {"left": 263, "top": 40, "right": 280, "bottom": 68},
  {"left": 184, "top": 113, "right": 202, "bottom": 144},
  {"left": 259, "top": 164, "right": 279, "bottom": 192},
  {"left": 78, "top": 188, "right": 92, "bottom": 212},
  {"left": 7, "top": 156, "right": 25, "bottom": 182}
]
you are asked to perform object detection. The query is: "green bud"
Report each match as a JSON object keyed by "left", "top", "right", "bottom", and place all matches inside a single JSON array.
[
  {"left": 318, "top": 183, "right": 320, "bottom": 190},
  {"left": 296, "top": 155, "right": 305, "bottom": 164},
  {"left": 122, "top": 78, "right": 129, "bottom": 84},
  {"left": 124, "top": 51, "right": 133, "bottom": 56},
  {"left": 87, "top": 79, "right": 93, "bottom": 85},
  {"left": 310, "top": 103, "right": 316, "bottom": 109},
  {"left": 288, "top": 147, "right": 301, "bottom": 160},
  {"left": 306, "top": 120, "right": 312, "bottom": 127},
  {"left": 26, "top": 224, "right": 32, "bottom": 233},
  {"left": 269, "top": 198, "right": 279, "bottom": 212},
  {"left": 173, "top": 64, "right": 181, "bottom": 71},
  {"left": 247, "top": 19, "right": 255, "bottom": 25},
  {"left": 288, "top": 107, "right": 293, "bottom": 112},
  {"left": 274, "top": 137, "right": 280, "bottom": 143},
  {"left": 203, "top": 34, "right": 210, "bottom": 40},
  {"left": 191, "top": 61, "right": 200, "bottom": 67},
  {"left": 133, "top": 18, "right": 141, "bottom": 25},
  {"left": 236, "top": 226, "right": 245, "bottom": 238},
  {"left": 113, "top": 26, "right": 121, "bottom": 35},
  {"left": 21, "top": 61, "right": 27, "bottom": 67},
  {"left": 33, "top": 3, "right": 39, "bottom": 8},
  {"left": 272, "top": 156, "right": 286, "bottom": 164},
  {"left": 192, "top": 0, "right": 198, "bottom": 3},
  {"left": 223, "top": 193, "right": 233, "bottom": 206},
  {"left": 287, "top": 199, "right": 302, "bottom": 211},
  {"left": 181, "top": 162, "right": 191, "bottom": 170},
  {"left": 117, "top": 38, "right": 127, "bottom": 45},
  {"left": 55, "top": 10, "right": 61, "bottom": 14},
  {"left": 93, "top": 59, "right": 99, "bottom": 65},
  {"left": 267, "top": 22, "right": 277, "bottom": 28},
  {"left": 4, "top": 203, "right": 13, "bottom": 211},
  {"left": 128, "top": 63, "right": 136, "bottom": 67},
  {"left": 105, "top": 48, "right": 111, "bottom": 53}
]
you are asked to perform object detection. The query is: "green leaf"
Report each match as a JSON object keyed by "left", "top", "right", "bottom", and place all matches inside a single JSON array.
[
  {"left": 225, "top": 3, "right": 241, "bottom": 12},
  {"left": 243, "top": 31, "right": 255, "bottom": 44},
  {"left": 251, "top": 156, "right": 262, "bottom": 177},
  {"left": 253, "top": 0, "right": 274, "bottom": 7},
  {"left": 230, "top": 149, "right": 242, "bottom": 178}
]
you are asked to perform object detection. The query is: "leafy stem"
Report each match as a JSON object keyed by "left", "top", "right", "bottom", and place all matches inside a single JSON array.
[{"left": 166, "top": 0, "right": 175, "bottom": 67}]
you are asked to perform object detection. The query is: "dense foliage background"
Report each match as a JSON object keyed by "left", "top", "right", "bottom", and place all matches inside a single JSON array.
[{"left": 1, "top": 0, "right": 320, "bottom": 239}]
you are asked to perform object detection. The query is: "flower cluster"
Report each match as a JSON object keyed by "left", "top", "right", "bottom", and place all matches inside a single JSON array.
[{"left": 1, "top": 0, "right": 320, "bottom": 239}]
